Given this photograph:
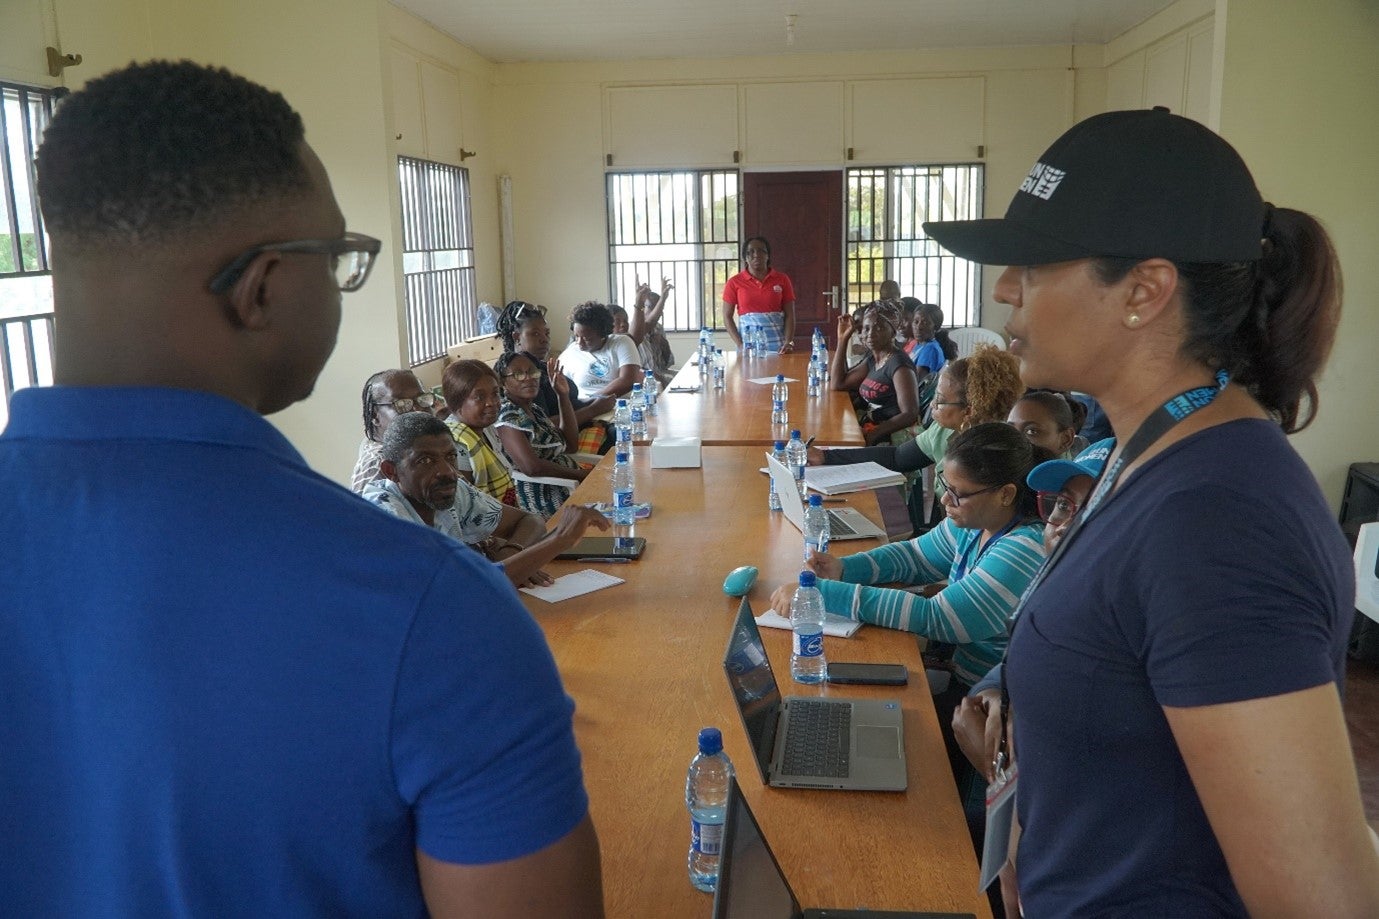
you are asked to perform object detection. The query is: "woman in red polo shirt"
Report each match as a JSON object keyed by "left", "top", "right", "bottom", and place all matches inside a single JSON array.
[{"left": 721, "top": 235, "right": 797, "bottom": 353}]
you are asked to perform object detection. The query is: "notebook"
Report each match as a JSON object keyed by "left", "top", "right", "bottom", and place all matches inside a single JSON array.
[
  {"left": 722, "top": 598, "right": 906, "bottom": 791},
  {"left": 713, "top": 776, "right": 976, "bottom": 919},
  {"left": 803, "top": 461, "right": 906, "bottom": 495},
  {"left": 766, "top": 453, "right": 887, "bottom": 541}
]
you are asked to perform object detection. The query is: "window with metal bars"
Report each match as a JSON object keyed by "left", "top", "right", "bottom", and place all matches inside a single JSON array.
[
  {"left": 606, "top": 169, "right": 739, "bottom": 332},
  {"left": 845, "top": 164, "right": 984, "bottom": 326},
  {"left": 398, "top": 156, "right": 477, "bottom": 366},
  {"left": 1, "top": 80, "right": 58, "bottom": 425}
]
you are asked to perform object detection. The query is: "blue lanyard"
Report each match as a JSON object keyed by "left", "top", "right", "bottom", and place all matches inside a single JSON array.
[{"left": 953, "top": 515, "right": 1022, "bottom": 584}]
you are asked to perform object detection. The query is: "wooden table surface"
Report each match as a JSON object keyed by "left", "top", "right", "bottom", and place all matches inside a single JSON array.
[
  {"left": 527, "top": 447, "right": 991, "bottom": 919},
  {"left": 651, "top": 351, "right": 865, "bottom": 446}
]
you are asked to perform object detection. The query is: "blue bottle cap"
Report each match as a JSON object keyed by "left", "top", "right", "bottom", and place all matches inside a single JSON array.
[
  {"left": 616, "top": 398, "right": 628, "bottom": 406},
  {"left": 790, "top": 430, "right": 802, "bottom": 440},
  {"left": 698, "top": 727, "right": 723, "bottom": 755},
  {"left": 808, "top": 494, "right": 822, "bottom": 506},
  {"left": 798, "top": 570, "right": 817, "bottom": 587},
  {"left": 774, "top": 440, "right": 786, "bottom": 450},
  {"left": 776, "top": 374, "right": 785, "bottom": 381},
  {"left": 615, "top": 452, "right": 629, "bottom": 463}
]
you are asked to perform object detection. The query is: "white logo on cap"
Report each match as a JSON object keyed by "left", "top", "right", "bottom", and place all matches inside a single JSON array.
[{"left": 1018, "top": 162, "right": 1066, "bottom": 201}]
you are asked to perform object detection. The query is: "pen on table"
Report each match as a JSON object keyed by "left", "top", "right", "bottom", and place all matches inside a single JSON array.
[
  {"left": 584, "top": 557, "right": 633, "bottom": 564},
  {"left": 804, "top": 436, "right": 816, "bottom": 449}
]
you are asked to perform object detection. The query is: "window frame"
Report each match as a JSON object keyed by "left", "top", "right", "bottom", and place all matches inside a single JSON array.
[
  {"left": 844, "top": 163, "right": 985, "bottom": 326},
  {"left": 397, "top": 155, "right": 478, "bottom": 367}
]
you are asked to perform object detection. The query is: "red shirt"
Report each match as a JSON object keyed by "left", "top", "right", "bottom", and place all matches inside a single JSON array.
[{"left": 722, "top": 269, "right": 795, "bottom": 315}]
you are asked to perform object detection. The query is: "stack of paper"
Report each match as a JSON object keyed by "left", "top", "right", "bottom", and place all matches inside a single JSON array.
[{"left": 803, "top": 461, "right": 906, "bottom": 495}]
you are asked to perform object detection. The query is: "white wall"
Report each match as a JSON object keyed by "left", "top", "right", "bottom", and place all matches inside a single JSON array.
[{"left": 1217, "top": 0, "right": 1379, "bottom": 506}]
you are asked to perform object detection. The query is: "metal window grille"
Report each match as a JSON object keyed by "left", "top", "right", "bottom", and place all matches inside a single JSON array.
[
  {"left": 606, "top": 169, "right": 739, "bottom": 332},
  {"left": 1, "top": 80, "right": 58, "bottom": 423},
  {"left": 398, "top": 156, "right": 477, "bottom": 366},
  {"left": 845, "top": 164, "right": 984, "bottom": 325}
]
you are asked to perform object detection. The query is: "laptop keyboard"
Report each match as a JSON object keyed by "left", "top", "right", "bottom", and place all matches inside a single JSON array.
[
  {"left": 780, "top": 700, "right": 851, "bottom": 777},
  {"left": 826, "top": 509, "right": 858, "bottom": 537}
]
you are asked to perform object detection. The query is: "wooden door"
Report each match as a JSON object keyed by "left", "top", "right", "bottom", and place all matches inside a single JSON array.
[{"left": 743, "top": 171, "right": 843, "bottom": 350}]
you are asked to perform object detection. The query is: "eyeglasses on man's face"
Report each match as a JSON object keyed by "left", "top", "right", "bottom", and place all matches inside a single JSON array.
[
  {"left": 936, "top": 471, "right": 1002, "bottom": 507},
  {"left": 209, "top": 231, "right": 382, "bottom": 294},
  {"left": 1036, "top": 491, "right": 1081, "bottom": 525},
  {"left": 377, "top": 392, "right": 438, "bottom": 414}
]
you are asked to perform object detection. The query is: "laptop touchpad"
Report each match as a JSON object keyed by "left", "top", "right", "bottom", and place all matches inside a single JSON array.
[{"left": 855, "top": 725, "right": 901, "bottom": 759}]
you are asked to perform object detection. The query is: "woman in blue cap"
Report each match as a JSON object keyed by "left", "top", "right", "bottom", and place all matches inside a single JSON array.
[{"left": 926, "top": 109, "right": 1379, "bottom": 915}]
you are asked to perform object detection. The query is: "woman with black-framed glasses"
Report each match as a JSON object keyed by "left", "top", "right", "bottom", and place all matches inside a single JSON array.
[
  {"left": 493, "top": 351, "right": 588, "bottom": 520},
  {"left": 352, "top": 368, "right": 440, "bottom": 493},
  {"left": 767, "top": 423, "right": 1052, "bottom": 805}
]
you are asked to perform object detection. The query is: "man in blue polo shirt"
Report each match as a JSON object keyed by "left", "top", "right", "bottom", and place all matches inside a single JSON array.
[{"left": 0, "top": 60, "right": 603, "bottom": 917}]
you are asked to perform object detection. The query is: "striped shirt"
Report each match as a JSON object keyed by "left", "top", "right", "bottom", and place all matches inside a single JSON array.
[{"left": 817, "top": 517, "right": 1046, "bottom": 686}]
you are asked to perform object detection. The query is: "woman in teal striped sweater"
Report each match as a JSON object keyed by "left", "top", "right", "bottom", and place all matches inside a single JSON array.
[{"left": 770, "top": 422, "right": 1050, "bottom": 793}]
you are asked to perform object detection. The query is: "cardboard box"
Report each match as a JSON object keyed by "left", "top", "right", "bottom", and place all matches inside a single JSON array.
[{"left": 650, "top": 436, "right": 701, "bottom": 469}]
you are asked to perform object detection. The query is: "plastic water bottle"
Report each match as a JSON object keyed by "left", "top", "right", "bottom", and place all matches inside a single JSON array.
[
  {"left": 686, "top": 727, "right": 734, "bottom": 893},
  {"left": 698, "top": 328, "right": 711, "bottom": 375},
  {"left": 642, "top": 369, "right": 659, "bottom": 415},
  {"left": 785, "top": 429, "right": 807, "bottom": 498},
  {"left": 803, "top": 493, "right": 831, "bottom": 561},
  {"left": 612, "top": 450, "right": 635, "bottom": 528},
  {"left": 771, "top": 374, "right": 789, "bottom": 426},
  {"left": 807, "top": 356, "right": 821, "bottom": 398},
  {"left": 755, "top": 328, "right": 768, "bottom": 359},
  {"left": 790, "top": 571, "right": 827, "bottom": 684},
  {"left": 630, "top": 384, "right": 648, "bottom": 439},
  {"left": 713, "top": 348, "right": 725, "bottom": 390},
  {"left": 613, "top": 398, "right": 632, "bottom": 454},
  {"left": 767, "top": 439, "right": 786, "bottom": 512}
]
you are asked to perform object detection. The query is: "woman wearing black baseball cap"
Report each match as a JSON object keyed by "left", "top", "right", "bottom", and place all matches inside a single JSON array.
[{"left": 925, "top": 108, "right": 1379, "bottom": 916}]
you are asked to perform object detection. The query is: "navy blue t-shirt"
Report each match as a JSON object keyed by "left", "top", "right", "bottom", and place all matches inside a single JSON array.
[
  {"left": 0, "top": 387, "right": 589, "bottom": 917},
  {"left": 1007, "top": 419, "right": 1352, "bottom": 916}
]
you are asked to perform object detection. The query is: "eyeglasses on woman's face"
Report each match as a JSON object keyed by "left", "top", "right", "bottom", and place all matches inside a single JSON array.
[
  {"left": 936, "top": 471, "right": 1003, "bottom": 507},
  {"left": 376, "top": 392, "right": 438, "bottom": 414},
  {"left": 1036, "top": 491, "right": 1081, "bottom": 524},
  {"left": 504, "top": 369, "right": 542, "bottom": 382}
]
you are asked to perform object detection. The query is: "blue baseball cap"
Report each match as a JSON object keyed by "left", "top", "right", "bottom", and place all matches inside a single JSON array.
[{"left": 1027, "top": 454, "right": 1106, "bottom": 494}]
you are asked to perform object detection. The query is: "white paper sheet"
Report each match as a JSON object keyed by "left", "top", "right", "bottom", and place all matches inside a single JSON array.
[
  {"left": 747, "top": 376, "right": 800, "bottom": 385},
  {"left": 754, "top": 611, "right": 863, "bottom": 638},
  {"left": 521, "top": 569, "right": 625, "bottom": 603}
]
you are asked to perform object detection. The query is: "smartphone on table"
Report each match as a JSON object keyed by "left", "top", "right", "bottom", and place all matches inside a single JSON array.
[{"left": 825, "top": 662, "right": 909, "bottom": 685}]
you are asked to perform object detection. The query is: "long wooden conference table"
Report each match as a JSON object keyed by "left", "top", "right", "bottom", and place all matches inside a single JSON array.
[{"left": 524, "top": 350, "right": 990, "bottom": 918}]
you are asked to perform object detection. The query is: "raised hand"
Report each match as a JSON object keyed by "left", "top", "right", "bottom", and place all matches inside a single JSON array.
[{"left": 836, "top": 313, "right": 855, "bottom": 339}]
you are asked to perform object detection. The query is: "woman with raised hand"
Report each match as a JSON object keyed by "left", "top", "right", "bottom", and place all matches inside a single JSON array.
[
  {"left": 831, "top": 300, "right": 919, "bottom": 447},
  {"left": 493, "top": 350, "right": 587, "bottom": 520},
  {"left": 925, "top": 108, "right": 1379, "bottom": 915}
]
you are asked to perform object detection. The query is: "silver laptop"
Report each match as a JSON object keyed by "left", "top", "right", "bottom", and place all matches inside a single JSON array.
[
  {"left": 722, "top": 599, "right": 906, "bottom": 792},
  {"left": 713, "top": 777, "right": 975, "bottom": 919},
  {"left": 766, "top": 453, "right": 886, "bottom": 541}
]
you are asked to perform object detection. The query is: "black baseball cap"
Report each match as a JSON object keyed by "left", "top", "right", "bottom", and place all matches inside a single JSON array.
[{"left": 923, "top": 108, "right": 1266, "bottom": 266}]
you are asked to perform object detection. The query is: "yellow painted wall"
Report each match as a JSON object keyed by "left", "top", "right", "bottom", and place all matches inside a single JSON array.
[
  {"left": 1217, "top": 0, "right": 1379, "bottom": 505},
  {"left": 39, "top": 0, "right": 404, "bottom": 483}
]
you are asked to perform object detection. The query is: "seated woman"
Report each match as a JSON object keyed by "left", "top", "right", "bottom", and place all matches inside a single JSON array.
[
  {"left": 830, "top": 301, "right": 919, "bottom": 446},
  {"left": 559, "top": 301, "right": 643, "bottom": 452},
  {"left": 496, "top": 300, "right": 579, "bottom": 420},
  {"left": 1007, "top": 390, "right": 1090, "bottom": 459},
  {"left": 627, "top": 276, "right": 676, "bottom": 386},
  {"left": 493, "top": 350, "right": 588, "bottom": 520},
  {"left": 905, "top": 302, "right": 951, "bottom": 376},
  {"left": 769, "top": 423, "right": 1051, "bottom": 792},
  {"left": 441, "top": 359, "right": 518, "bottom": 506},
  {"left": 352, "top": 368, "right": 442, "bottom": 493}
]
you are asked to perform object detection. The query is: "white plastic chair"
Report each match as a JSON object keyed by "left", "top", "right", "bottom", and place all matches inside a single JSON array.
[{"left": 947, "top": 326, "right": 1006, "bottom": 358}]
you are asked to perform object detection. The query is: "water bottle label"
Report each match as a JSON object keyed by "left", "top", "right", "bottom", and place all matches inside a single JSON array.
[
  {"left": 793, "top": 631, "right": 824, "bottom": 657},
  {"left": 617, "top": 428, "right": 631, "bottom": 443},
  {"left": 773, "top": 399, "right": 785, "bottom": 412},
  {"left": 791, "top": 465, "right": 805, "bottom": 482},
  {"left": 631, "top": 407, "right": 644, "bottom": 422},
  {"left": 614, "top": 489, "right": 634, "bottom": 508},
  {"left": 691, "top": 818, "right": 723, "bottom": 855}
]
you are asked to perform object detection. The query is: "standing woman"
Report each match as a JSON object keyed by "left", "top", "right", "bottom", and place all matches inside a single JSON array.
[
  {"left": 925, "top": 109, "right": 1379, "bottom": 914},
  {"left": 722, "top": 236, "right": 797, "bottom": 353}
]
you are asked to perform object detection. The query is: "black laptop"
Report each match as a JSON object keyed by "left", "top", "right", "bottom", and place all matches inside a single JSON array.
[{"left": 712, "top": 777, "right": 977, "bottom": 919}]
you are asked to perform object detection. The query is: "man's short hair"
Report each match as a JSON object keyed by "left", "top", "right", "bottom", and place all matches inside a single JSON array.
[
  {"left": 380, "top": 412, "right": 451, "bottom": 464},
  {"left": 36, "top": 60, "right": 310, "bottom": 250}
]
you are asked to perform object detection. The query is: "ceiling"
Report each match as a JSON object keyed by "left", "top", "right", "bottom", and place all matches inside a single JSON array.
[{"left": 392, "top": 0, "right": 1180, "bottom": 64}]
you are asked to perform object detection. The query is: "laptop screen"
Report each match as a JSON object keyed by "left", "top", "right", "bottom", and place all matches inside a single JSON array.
[
  {"left": 723, "top": 598, "right": 783, "bottom": 783},
  {"left": 713, "top": 777, "right": 801, "bottom": 918}
]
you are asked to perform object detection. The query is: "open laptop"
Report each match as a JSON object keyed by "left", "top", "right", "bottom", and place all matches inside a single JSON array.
[
  {"left": 722, "top": 598, "right": 906, "bottom": 791},
  {"left": 713, "top": 777, "right": 976, "bottom": 919},
  {"left": 766, "top": 453, "right": 886, "bottom": 541}
]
